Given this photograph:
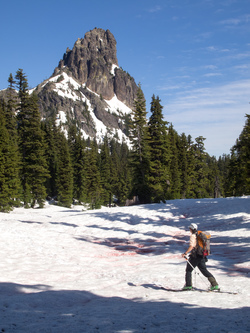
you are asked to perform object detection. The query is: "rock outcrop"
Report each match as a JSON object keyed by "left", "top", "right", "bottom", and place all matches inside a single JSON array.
[{"left": 53, "top": 28, "right": 138, "bottom": 109}]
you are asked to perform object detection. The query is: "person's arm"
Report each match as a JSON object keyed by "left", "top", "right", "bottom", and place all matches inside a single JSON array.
[
  {"left": 182, "top": 244, "right": 194, "bottom": 257},
  {"left": 182, "top": 234, "right": 196, "bottom": 257}
]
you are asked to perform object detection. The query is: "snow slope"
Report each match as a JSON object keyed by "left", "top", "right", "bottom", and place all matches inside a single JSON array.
[{"left": 0, "top": 197, "right": 249, "bottom": 332}]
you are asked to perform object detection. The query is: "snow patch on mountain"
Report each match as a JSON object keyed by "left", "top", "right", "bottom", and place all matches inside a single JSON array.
[
  {"left": 105, "top": 94, "right": 132, "bottom": 115},
  {"left": 48, "top": 73, "right": 132, "bottom": 144},
  {"left": 56, "top": 111, "right": 67, "bottom": 125},
  {"left": 44, "top": 72, "right": 83, "bottom": 102},
  {"left": 29, "top": 71, "right": 133, "bottom": 145},
  {"left": 44, "top": 72, "right": 82, "bottom": 89},
  {"left": 110, "top": 64, "right": 119, "bottom": 75}
]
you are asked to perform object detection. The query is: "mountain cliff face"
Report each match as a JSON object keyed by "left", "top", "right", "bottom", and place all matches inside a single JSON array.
[
  {"left": 53, "top": 28, "right": 138, "bottom": 108},
  {"left": 55, "top": 29, "right": 118, "bottom": 101},
  {"left": 32, "top": 28, "right": 139, "bottom": 143}
]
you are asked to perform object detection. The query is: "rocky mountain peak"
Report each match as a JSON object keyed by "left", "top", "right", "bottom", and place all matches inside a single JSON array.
[
  {"left": 57, "top": 28, "right": 118, "bottom": 77},
  {"left": 78, "top": 28, "right": 118, "bottom": 65},
  {"left": 53, "top": 28, "right": 137, "bottom": 108},
  {"left": 0, "top": 28, "right": 141, "bottom": 146}
]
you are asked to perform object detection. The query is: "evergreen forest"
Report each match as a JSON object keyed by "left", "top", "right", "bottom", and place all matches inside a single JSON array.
[{"left": 0, "top": 70, "right": 249, "bottom": 212}]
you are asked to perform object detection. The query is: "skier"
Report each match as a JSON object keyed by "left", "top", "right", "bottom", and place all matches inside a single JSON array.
[{"left": 182, "top": 223, "right": 219, "bottom": 291}]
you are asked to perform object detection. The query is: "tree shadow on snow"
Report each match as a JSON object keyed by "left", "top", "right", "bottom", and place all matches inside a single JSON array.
[
  {"left": 50, "top": 221, "right": 79, "bottom": 228},
  {"left": 73, "top": 203, "right": 250, "bottom": 277},
  {"left": 209, "top": 236, "right": 250, "bottom": 277},
  {"left": 75, "top": 209, "right": 188, "bottom": 257},
  {"left": 75, "top": 234, "right": 170, "bottom": 255},
  {"left": 0, "top": 282, "right": 249, "bottom": 333}
]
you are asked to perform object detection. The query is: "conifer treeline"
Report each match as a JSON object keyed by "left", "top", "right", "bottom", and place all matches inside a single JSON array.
[{"left": 0, "top": 70, "right": 249, "bottom": 212}]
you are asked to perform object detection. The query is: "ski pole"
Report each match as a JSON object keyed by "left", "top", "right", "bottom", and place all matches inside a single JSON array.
[
  {"left": 184, "top": 255, "right": 197, "bottom": 287},
  {"left": 184, "top": 256, "right": 209, "bottom": 288},
  {"left": 184, "top": 255, "right": 195, "bottom": 270}
]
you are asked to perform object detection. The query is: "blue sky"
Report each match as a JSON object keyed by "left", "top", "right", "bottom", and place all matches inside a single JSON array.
[{"left": 1, "top": 0, "right": 250, "bottom": 157}]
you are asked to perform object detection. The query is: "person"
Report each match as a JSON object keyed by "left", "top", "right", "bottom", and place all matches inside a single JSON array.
[{"left": 182, "top": 223, "right": 219, "bottom": 291}]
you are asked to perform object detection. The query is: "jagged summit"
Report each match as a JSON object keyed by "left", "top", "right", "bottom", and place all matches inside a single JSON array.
[
  {"left": 55, "top": 28, "right": 118, "bottom": 78},
  {"left": 53, "top": 28, "right": 137, "bottom": 108}
]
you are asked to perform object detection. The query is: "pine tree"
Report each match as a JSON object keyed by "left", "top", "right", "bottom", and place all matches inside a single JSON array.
[
  {"left": 85, "top": 139, "right": 103, "bottom": 209},
  {"left": 72, "top": 132, "right": 87, "bottom": 204},
  {"left": 192, "top": 136, "right": 210, "bottom": 198},
  {"left": 113, "top": 140, "right": 132, "bottom": 205},
  {"left": 217, "top": 154, "right": 231, "bottom": 197},
  {"left": 206, "top": 155, "right": 222, "bottom": 198},
  {"left": 129, "top": 85, "right": 151, "bottom": 203},
  {"left": 168, "top": 124, "right": 181, "bottom": 199},
  {"left": 178, "top": 133, "right": 189, "bottom": 198},
  {"left": 68, "top": 124, "right": 81, "bottom": 202},
  {"left": 0, "top": 103, "right": 13, "bottom": 211},
  {"left": 55, "top": 130, "right": 73, "bottom": 207},
  {"left": 4, "top": 74, "right": 21, "bottom": 206},
  {"left": 185, "top": 135, "right": 197, "bottom": 198},
  {"left": 24, "top": 94, "right": 49, "bottom": 207},
  {"left": 15, "top": 69, "right": 32, "bottom": 205},
  {"left": 43, "top": 117, "right": 58, "bottom": 199},
  {"left": 228, "top": 114, "right": 250, "bottom": 195},
  {"left": 6, "top": 73, "right": 18, "bottom": 136},
  {"left": 15, "top": 69, "right": 49, "bottom": 207},
  {"left": 226, "top": 150, "right": 239, "bottom": 196},
  {"left": 100, "top": 136, "right": 113, "bottom": 206},
  {"left": 148, "top": 95, "right": 170, "bottom": 202}
]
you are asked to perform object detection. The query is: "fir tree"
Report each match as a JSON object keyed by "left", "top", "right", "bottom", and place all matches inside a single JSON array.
[
  {"left": 15, "top": 69, "right": 32, "bottom": 205},
  {"left": 206, "top": 155, "right": 222, "bottom": 198},
  {"left": 6, "top": 73, "right": 18, "bottom": 136},
  {"left": 217, "top": 154, "right": 231, "bottom": 197},
  {"left": 0, "top": 103, "right": 14, "bottom": 211},
  {"left": 168, "top": 124, "right": 181, "bottom": 199},
  {"left": 42, "top": 117, "right": 58, "bottom": 199},
  {"left": 148, "top": 95, "right": 170, "bottom": 202},
  {"left": 100, "top": 136, "right": 113, "bottom": 206},
  {"left": 85, "top": 140, "right": 103, "bottom": 209},
  {"left": 192, "top": 136, "right": 210, "bottom": 198},
  {"left": 178, "top": 133, "right": 189, "bottom": 198},
  {"left": 113, "top": 140, "right": 132, "bottom": 205},
  {"left": 185, "top": 135, "right": 197, "bottom": 198},
  {"left": 73, "top": 132, "right": 87, "bottom": 204},
  {"left": 55, "top": 130, "right": 73, "bottom": 207},
  {"left": 129, "top": 85, "right": 151, "bottom": 203},
  {"left": 228, "top": 114, "right": 250, "bottom": 195},
  {"left": 23, "top": 94, "right": 49, "bottom": 207},
  {"left": 4, "top": 74, "right": 21, "bottom": 206},
  {"left": 15, "top": 69, "right": 49, "bottom": 207}
]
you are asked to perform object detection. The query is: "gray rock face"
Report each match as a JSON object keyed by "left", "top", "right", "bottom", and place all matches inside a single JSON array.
[
  {"left": 37, "top": 80, "right": 124, "bottom": 139},
  {"left": 53, "top": 28, "right": 138, "bottom": 109}
]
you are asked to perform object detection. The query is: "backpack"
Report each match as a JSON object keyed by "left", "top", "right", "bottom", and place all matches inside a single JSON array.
[{"left": 196, "top": 230, "right": 211, "bottom": 256}]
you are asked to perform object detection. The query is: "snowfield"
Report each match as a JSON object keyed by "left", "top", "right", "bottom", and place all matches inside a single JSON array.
[{"left": 0, "top": 197, "right": 249, "bottom": 332}]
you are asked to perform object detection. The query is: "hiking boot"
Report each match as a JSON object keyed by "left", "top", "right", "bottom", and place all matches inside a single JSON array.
[
  {"left": 182, "top": 286, "right": 193, "bottom": 291},
  {"left": 210, "top": 285, "right": 219, "bottom": 291}
]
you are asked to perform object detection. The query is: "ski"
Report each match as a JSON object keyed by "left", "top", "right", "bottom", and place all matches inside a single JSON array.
[
  {"left": 195, "top": 288, "right": 238, "bottom": 295},
  {"left": 160, "top": 287, "right": 190, "bottom": 292},
  {"left": 160, "top": 286, "right": 238, "bottom": 294}
]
